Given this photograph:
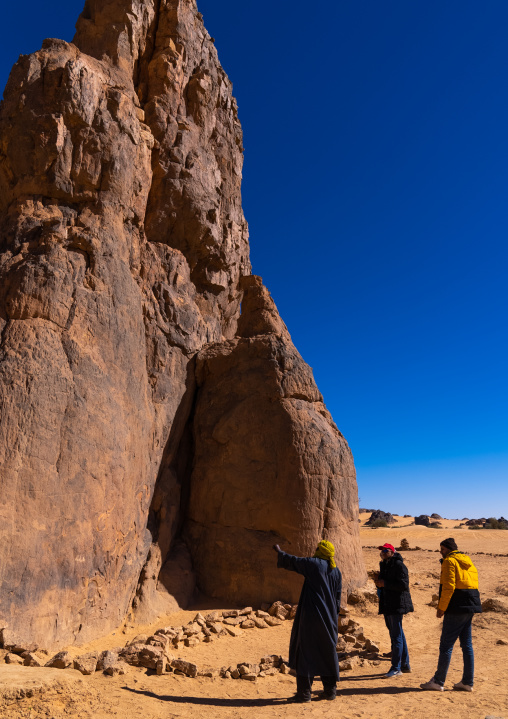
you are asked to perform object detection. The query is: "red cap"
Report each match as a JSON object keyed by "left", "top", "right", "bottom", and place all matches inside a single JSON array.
[{"left": 378, "top": 543, "right": 395, "bottom": 552}]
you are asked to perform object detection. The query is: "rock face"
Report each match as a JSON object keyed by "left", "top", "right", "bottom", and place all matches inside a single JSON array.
[
  {"left": 185, "top": 277, "right": 365, "bottom": 603},
  {"left": 0, "top": 0, "right": 365, "bottom": 648}
]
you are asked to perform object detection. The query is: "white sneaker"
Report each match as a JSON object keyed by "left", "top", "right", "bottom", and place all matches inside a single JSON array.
[
  {"left": 453, "top": 681, "right": 473, "bottom": 692},
  {"left": 420, "top": 679, "right": 444, "bottom": 692}
]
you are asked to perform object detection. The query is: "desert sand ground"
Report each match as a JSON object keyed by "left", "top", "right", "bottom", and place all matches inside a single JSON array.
[{"left": 2, "top": 516, "right": 507, "bottom": 719}]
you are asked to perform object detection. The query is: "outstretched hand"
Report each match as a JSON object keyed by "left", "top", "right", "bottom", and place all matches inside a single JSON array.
[{"left": 272, "top": 544, "right": 281, "bottom": 553}]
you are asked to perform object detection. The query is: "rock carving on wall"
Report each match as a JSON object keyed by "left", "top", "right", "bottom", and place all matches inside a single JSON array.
[{"left": 0, "top": 0, "right": 365, "bottom": 650}]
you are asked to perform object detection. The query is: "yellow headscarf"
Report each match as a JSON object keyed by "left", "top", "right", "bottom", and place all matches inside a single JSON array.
[{"left": 313, "top": 540, "right": 336, "bottom": 569}]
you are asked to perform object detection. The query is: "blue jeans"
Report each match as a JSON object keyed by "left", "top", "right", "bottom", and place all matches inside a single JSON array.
[
  {"left": 434, "top": 613, "right": 474, "bottom": 686},
  {"left": 384, "top": 614, "right": 410, "bottom": 671}
]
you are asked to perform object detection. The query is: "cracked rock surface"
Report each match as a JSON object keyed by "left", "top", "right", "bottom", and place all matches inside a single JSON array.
[{"left": 0, "top": 0, "right": 364, "bottom": 649}]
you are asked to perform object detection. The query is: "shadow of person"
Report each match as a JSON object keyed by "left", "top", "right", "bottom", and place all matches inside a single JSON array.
[
  {"left": 341, "top": 672, "right": 393, "bottom": 681},
  {"left": 122, "top": 686, "right": 290, "bottom": 707},
  {"left": 338, "top": 686, "right": 422, "bottom": 696}
]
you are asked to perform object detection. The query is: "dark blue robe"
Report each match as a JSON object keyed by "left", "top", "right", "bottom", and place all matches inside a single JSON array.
[{"left": 277, "top": 550, "right": 342, "bottom": 679}]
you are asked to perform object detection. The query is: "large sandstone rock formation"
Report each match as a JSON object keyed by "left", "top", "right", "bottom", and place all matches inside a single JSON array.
[
  {"left": 0, "top": 0, "right": 365, "bottom": 649},
  {"left": 186, "top": 276, "right": 364, "bottom": 604}
]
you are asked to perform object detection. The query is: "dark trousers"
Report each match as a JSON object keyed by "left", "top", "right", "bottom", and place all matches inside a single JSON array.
[
  {"left": 296, "top": 674, "right": 336, "bottom": 699},
  {"left": 384, "top": 614, "right": 410, "bottom": 672},
  {"left": 434, "top": 612, "right": 474, "bottom": 686}
]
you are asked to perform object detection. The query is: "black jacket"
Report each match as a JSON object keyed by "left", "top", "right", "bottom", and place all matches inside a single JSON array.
[{"left": 378, "top": 553, "right": 414, "bottom": 616}]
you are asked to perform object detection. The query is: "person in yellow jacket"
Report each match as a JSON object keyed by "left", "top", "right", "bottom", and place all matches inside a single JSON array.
[{"left": 420, "top": 537, "right": 482, "bottom": 692}]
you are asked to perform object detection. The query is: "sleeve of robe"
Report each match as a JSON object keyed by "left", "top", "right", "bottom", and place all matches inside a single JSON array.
[
  {"left": 277, "top": 550, "right": 342, "bottom": 607},
  {"left": 277, "top": 550, "right": 319, "bottom": 579}
]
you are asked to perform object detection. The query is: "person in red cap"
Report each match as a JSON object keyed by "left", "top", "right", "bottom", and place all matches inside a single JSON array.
[{"left": 373, "top": 543, "right": 413, "bottom": 678}]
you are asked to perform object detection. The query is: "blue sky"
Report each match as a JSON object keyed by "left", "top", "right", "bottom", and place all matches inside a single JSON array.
[{"left": 1, "top": 1, "right": 507, "bottom": 518}]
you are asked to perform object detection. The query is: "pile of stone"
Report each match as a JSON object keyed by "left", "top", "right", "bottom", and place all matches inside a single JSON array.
[
  {"left": 1, "top": 602, "right": 298, "bottom": 677},
  {"left": 398, "top": 538, "right": 410, "bottom": 551},
  {"left": 219, "top": 655, "right": 289, "bottom": 680},
  {"left": 1, "top": 602, "right": 382, "bottom": 680},
  {"left": 2, "top": 601, "right": 383, "bottom": 681},
  {"left": 336, "top": 616, "right": 380, "bottom": 670}
]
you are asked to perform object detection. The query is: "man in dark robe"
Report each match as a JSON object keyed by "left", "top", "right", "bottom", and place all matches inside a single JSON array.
[{"left": 273, "top": 540, "right": 342, "bottom": 703}]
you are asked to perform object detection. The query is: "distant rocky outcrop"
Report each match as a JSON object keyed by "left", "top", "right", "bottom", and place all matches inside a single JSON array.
[
  {"left": 0, "top": 0, "right": 365, "bottom": 648},
  {"left": 365, "top": 510, "right": 396, "bottom": 526},
  {"left": 430, "top": 513, "right": 442, "bottom": 520},
  {"left": 414, "top": 515, "right": 430, "bottom": 527}
]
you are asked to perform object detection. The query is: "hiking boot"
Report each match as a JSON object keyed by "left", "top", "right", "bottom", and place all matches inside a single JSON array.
[
  {"left": 401, "top": 666, "right": 411, "bottom": 673},
  {"left": 453, "top": 681, "right": 473, "bottom": 692},
  {"left": 384, "top": 669, "right": 402, "bottom": 678},
  {"left": 420, "top": 679, "right": 444, "bottom": 691},
  {"left": 382, "top": 651, "right": 392, "bottom": 657},
  {"left": 288, "top": 693, "right": 311, "bottom": 703},
  {"left": 320, "top": 690, "right": 336, "bottom": 701}
]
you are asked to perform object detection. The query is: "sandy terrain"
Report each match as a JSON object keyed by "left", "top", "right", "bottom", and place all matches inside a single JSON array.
[{"left": 2, "top": 517, "right": 507, "bottom": 719}]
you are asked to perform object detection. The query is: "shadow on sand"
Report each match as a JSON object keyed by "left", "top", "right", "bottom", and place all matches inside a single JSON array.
[{"left": 123, "top": 683, "right": 422, "bottom": 706}]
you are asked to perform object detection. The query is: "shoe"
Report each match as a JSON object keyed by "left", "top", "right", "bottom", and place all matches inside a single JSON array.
[
  {"left": 420, "top": 679, "right": 444, "bottom": 691},
  {"left": 401, "top": 666, "right": 411, "bottom": 673},
  {"left": 453, "top": 681, "right": 473, "bottom": 692},
  {"left": 319, "top": 691, "right": 336, "bottom": 701},
  {"left": 382, "top": 651, "right": 393, "bottom": 657},
  {"left": 288, "top": 694, "right": 311, "bottom": 703},
  {"left": 384, "top": 669, "right": 402, "bottom": 678}
]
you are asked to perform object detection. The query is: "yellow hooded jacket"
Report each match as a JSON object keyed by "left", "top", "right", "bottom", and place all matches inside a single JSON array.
[{"left": 438, "top": 551, "right": 480, "bottom": 613}]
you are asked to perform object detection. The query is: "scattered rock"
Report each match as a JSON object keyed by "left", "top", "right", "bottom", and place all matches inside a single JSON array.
[
  {"left": 265, "top": 616, "right": 283, "bottom": 627},
  {"left": 45, "top": 651, "right": 73, "bottom": 669},
  {"left": 268, "top": 601, "right": 288, "bottom": 620},
  {"left": 223, "top": 617, "right": 242, "bottom": 626},
  {"left": 252, "top": 618, "right": 269, "bottom": 630},
  {"left": 73, "top": 652, "right": 99, "bottom": 676},
  {"left": 171, "top": 659, "right": 198, "bottom": 678},
  {"left": 240, "top": 620, "right": 256, "bottom": 629},
  {"left": 238, "top": 663, "right": 259, "bottom": 676},
  {"left": 97, "top": 651, "right": 120, "bottom": 673},
  {"left": 205, "top": 611, "right": 222, "bottom": 623},
  {"left": 5, "top": 653, "right": 24, "bottom": 665},
  {"left": 495, "top": 639, "right": 508, "bottom": 645},
  {"left": 22, "top": 652, "right": 45, "bottom": 668}
]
